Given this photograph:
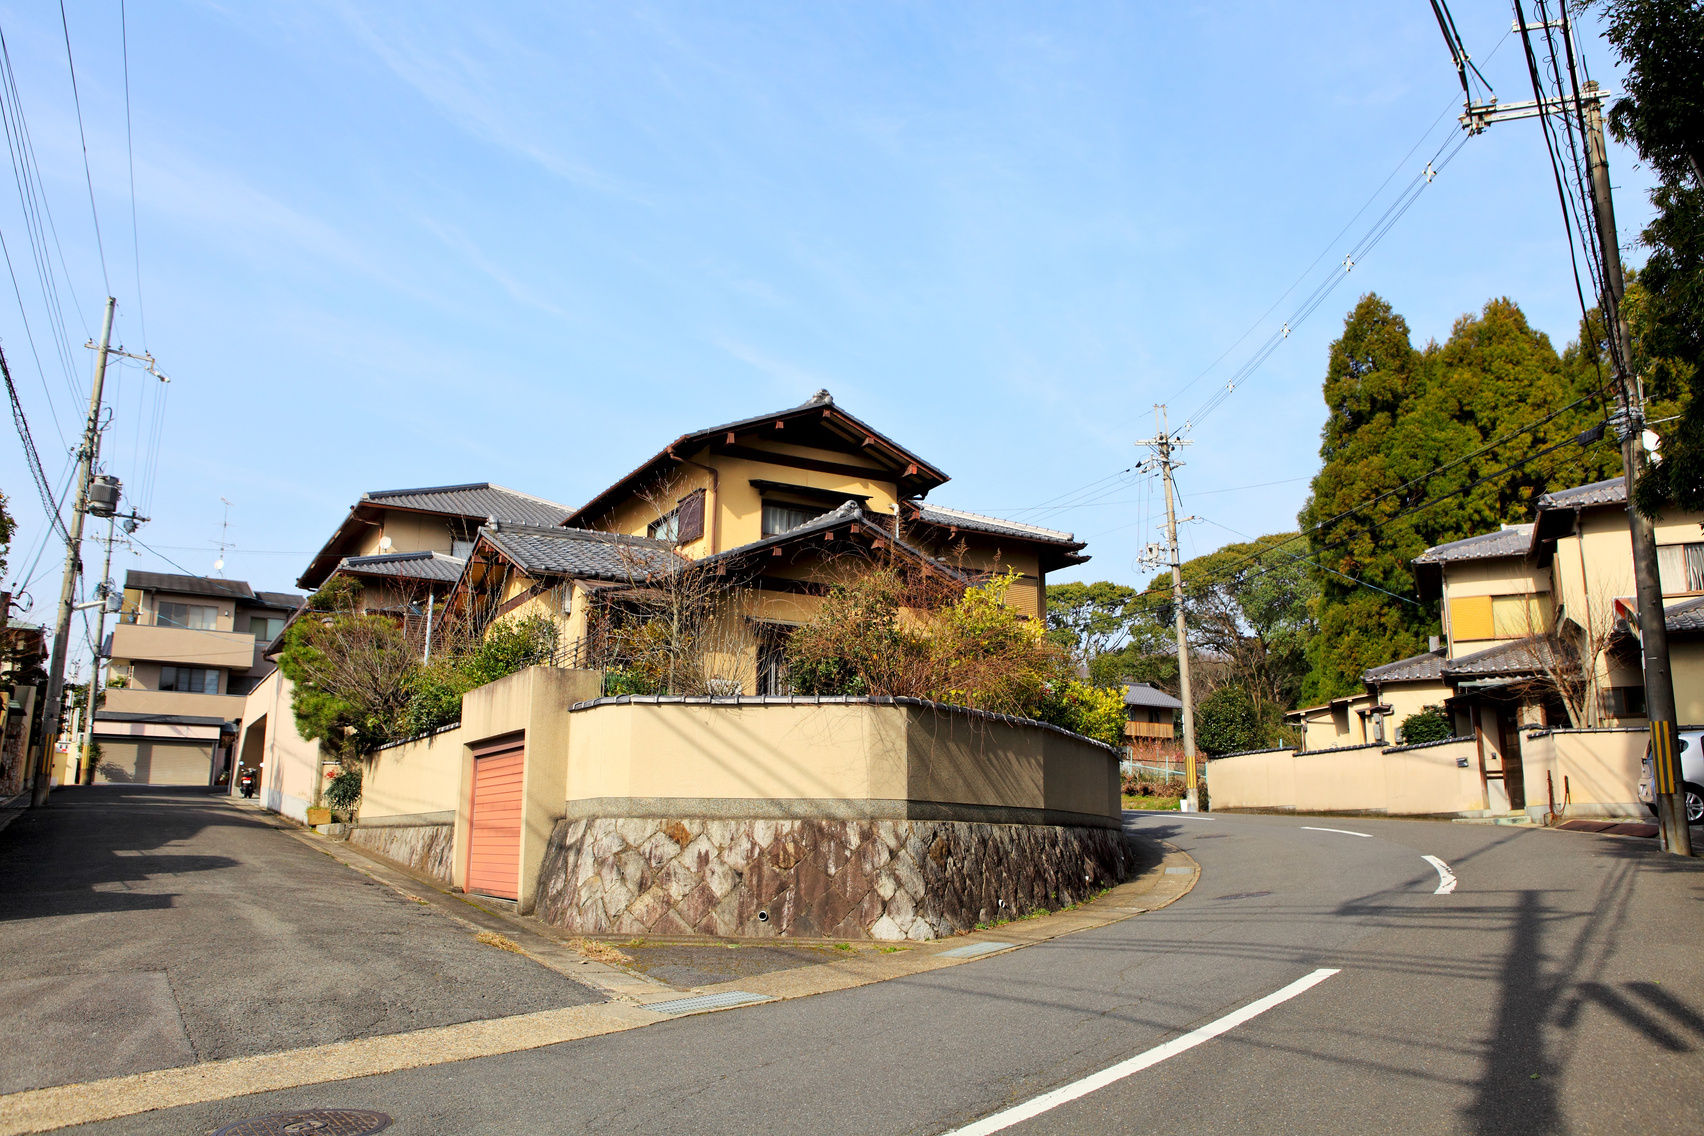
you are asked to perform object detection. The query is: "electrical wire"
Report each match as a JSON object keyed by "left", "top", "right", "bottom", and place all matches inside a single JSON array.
[
  {"left": 1, "top": 343, "right": 70, "bottom": 544},
  {"left": 120, "top": 0, "right": 143, "bottom": 350},
  {"left": 57, "top": 1, "right": 108, "bottom": 295}
]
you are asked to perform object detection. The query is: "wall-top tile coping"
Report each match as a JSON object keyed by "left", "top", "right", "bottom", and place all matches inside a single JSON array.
[
  {"left": 1379, "top": 735, "right": 1476, "bottom": 753},
  {"left": 1520, "top": 725, "right": 1666, "bottom": 739},
  {"left": 566, "top": 693, "right": 1121, "bottom": 754},
  {"left": 1206, "top": 745, "right": 1295, "bottom": 759}
]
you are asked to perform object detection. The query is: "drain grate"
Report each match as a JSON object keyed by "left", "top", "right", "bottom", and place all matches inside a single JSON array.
[
  {"left": 213, "top": 1110, "right": 392, "bottom": 1136},
  {"left": 937, "top": 941, "right": 1015, "bottom": 959},
  {"left": 645, "top": 990, "right": 774, "bottom": 1015}
]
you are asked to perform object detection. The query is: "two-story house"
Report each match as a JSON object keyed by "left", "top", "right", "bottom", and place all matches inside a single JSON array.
[
  {"left": 1290, "top": 475, "right": 1704, "bottom": 814},
  {"left": 439, "top": 390, "right": 1089, "bottom": 694},
  {"left": 94, "top": 571, "right": 302, "bottom": 786}
]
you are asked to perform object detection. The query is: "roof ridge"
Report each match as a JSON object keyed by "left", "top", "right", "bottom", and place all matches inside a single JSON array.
[{"left": 918, "top": 503, "right": 1075, "bottom": 542}]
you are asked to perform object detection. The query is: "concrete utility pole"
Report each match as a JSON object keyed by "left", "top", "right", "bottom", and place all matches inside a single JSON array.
[
  {"left": 1145, "top": 406, "right": 1199, "bottom": 811},
  {"left": 73, "top": 515, "right": 125, "bottom": 785},
  {"left": 1579, "top": 82, "right": 1691, "bottom": 855},
  {"left": 33, "top": 297, "right": 116, "bottom": 807}
]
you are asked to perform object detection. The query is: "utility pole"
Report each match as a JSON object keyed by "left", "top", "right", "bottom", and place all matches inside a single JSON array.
[
  {"left": 1443, "top": 10, "right": 1690, "bottom": 854},
  {"left": 74, "top": 515, "right": 128, "bottom": 785},
  {"left": 1578, "top": 82, "right": 1691, "bottom": 855},
  {"left": 1142, "top": 406, "right": 1199, "bottom": 811},
  {"left": 32, "top": 297, "right": 116, "bottom": 807}
]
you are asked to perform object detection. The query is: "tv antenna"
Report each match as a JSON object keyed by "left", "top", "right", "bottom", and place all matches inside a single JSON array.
[{"left": 213, "top": 498, "right": 235, "bottom": 575}]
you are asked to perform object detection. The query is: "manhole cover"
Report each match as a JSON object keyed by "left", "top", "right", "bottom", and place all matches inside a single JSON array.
[{"left": 213, "top": 1110, "right": 392, "bottom": 1136}]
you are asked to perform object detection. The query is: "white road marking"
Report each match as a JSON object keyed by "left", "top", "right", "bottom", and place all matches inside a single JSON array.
[
  {"left": 940, "top": 969, "right": 1341, "bottom": 1136},
  {"left": 1422, "top": 855, "right": 1457, "bottom": 894},
  {"left": 1301, "top": 826, "right": 1373, "bottom": 838}
]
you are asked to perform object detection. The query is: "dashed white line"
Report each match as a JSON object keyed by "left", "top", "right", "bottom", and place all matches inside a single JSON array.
[
  {"left": 1301, "top": 826, "right": 1372, "bottom": 838},
  {"left": 1422, "top": 855, "right": 1457, "bottom": 894},
  {"left": 940, "top": 968, "right": 1341, "bottom": 1135}
]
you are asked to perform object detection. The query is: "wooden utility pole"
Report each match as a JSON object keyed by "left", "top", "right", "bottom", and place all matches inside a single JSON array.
[
  {"left": 1146, "top": 406, "right": 1199, "bottom": 811},
  {"left": 33, "top": 297, "right": 116, "bottom": 807}
]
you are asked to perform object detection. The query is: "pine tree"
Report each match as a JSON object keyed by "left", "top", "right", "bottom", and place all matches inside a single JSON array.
[{"left": 1299, "top": 294, "right": 1620, "bottom": 701}]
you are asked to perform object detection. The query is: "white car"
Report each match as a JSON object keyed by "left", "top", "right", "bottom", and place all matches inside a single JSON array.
[{"left": 1638, "top": 729, "right": 1704, "bottom": 825}]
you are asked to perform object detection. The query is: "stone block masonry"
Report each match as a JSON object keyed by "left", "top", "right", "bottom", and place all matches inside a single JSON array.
[
  {"left": 348, "top": 821, "right": 455, "bottom": 884},
  {"left": 533, "top": 816, "right": 1132, "bottom": 941}
]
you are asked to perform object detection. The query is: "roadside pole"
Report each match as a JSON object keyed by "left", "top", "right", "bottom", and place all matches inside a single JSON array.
[
  {"left": 1148, "top": 406, "right": 1199, "bottom": 811},
  {"left": 74, "top": 515, "right": 123, "bottom": 785},
  {"left": 1579, "top": 84, "right": 1691, "bottom": 855},
  {"left": 32, "top": 297, "right": 116, "bottom": 808}
]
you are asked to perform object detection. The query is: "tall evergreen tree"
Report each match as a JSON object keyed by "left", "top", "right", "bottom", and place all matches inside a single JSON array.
[{"left": 1299, "top": 294, "right": 1620, "bottom": 701}]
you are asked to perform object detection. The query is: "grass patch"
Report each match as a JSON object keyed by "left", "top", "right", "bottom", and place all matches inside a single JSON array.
[
  {"left": 834, "top": 942, "right": 854, "bottom": 952},
  {"left": 475, "top": 930, "right": 526, "bottom": 955},
  {"left": 568, "top": 937, "right": 633, "bottom": 964},
  {"left": 879, "top": 945, "right": 909, "bottom": 953},
  {"left": 1123, "top": 795, "right": 1181, "bottom": 811}
]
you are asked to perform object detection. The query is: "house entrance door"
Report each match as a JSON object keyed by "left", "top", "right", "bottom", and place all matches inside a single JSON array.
[
  {"left": 467, "top": 740, "right": 524, "bottom": 900},
  {"left": 1498, "top": 707, "right": 1526, "bottom": 810}
]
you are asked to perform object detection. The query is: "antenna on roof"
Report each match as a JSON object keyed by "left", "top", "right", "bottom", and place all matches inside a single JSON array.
[{"left": 210, "top": 498, "right": 237, "bottom": 575}]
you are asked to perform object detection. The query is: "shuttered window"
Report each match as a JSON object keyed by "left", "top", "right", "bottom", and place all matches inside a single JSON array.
[
  {"left": 676, "top": 488, "right": 706, "bottom": 544},
  {"left": 1448, "top": 595, "right": 1493, "bottom": 641}
]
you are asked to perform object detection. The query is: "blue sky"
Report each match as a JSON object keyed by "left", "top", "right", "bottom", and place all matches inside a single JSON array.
[{"left": 0, "top": 2, "right": 1655, "bottom": 668}]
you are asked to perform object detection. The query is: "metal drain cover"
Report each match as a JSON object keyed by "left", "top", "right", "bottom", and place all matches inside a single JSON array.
[{"left": 213, "top": 1109, "right": 392, "bottom": 1136}]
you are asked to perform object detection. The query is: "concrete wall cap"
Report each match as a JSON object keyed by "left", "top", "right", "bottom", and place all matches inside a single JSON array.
[{"left": 565, "top": 693, "right": 1120, "bottom": 753}]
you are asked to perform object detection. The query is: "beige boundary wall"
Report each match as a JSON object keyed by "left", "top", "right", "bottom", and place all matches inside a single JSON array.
[
  {"left": 1517, "top": 727, "right": 1648, "bottom": 819},
  {"left": 1208, "top": 727, "right": 1649, "bottom": 819},
  {"left": 1209, "top": 738, "right": 1487, "bottom": 816},
  {"left": 353, "top": 671, "right": 1126, "bottom": 934}
]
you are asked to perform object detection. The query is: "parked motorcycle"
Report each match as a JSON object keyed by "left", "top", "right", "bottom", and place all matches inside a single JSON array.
[{"left": 238, "top": 768, "right": 258, "bottom": 799}]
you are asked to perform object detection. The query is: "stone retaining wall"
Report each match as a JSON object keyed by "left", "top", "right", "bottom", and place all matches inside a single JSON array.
[
  {"left": 533, "top": 815, "right": 1132, "bottom": 941},
  {"left": 348, "top": 821, "right": 455, "bottom": 884}
]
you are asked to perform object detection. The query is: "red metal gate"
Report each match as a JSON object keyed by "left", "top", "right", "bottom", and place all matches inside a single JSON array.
[{"left": 467, "top": 741, "right": 524, "bottom": 900}]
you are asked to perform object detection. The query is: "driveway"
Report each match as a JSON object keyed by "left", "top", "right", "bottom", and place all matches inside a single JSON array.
[{"left": 0, "top": 786, "right": 597, "bottom": 1096}]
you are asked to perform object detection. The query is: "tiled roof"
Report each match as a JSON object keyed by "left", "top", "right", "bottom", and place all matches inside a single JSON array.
[
  {"left": 1122, "top": 683, "right": 1182, "bottom": 709},
  {"left": 124, "top": 571, "right": 255, "bottom": 601},
  {"left": 1668, "top": 596, "right": 1704, "bottom": 634},
  {"left": 363, "top": 483, "right": 571, "bottom": 527},
  {"left": 1363, "top": 650, "right": 1446, "bottom": 683},
  {"left": 1414, "top": 525, "right": 1534, "bottom": 564},
  {"left": 695, "top": 500, "right": 962, "bottom": 578},
  {"left": 482, "top": 523, "right": 687, "bottom": 582},
  {"left": 1443, "top": 639, "right": 1550, "bottom": 678},
  {"left": 910, "top": 504, "right": 1079, "bottom": 546},
  {"left": 338, "top": 551, "right": 466, "bottom": 583},
  {"left": 251, "top": 591, "right": 305, "bottom": 610},
  {"left": 1535, "top": 477, "right": 1626, "bottom": 511}
]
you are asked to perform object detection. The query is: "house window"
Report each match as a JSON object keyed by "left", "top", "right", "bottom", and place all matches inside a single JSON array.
[
  {"left": 160, "top": 666, "right": 220, "bottom": 694},
  {"left": 762, "top": 503, "right": 826, "bottom": 537},
  {"left": 451, "top": 539, "right": 474, "bottom": 560},
  {"left": 648, "top": 511, "right": 680, "bottom": 542},
  {"left": 157, "top": 602, "right": 217, "bottom": 630},
  {"left": 249, "top": 616, "right": 286, "bottom": 642},
  {"left": 1657, "top": 542, "right": 1704, "bottom": 594},
  {"left": 1604, "top": 685, "right": 1646, "bottom": 718},
  {"left": 1490, "top": 594, "right": 1547, "bottom": 638}
]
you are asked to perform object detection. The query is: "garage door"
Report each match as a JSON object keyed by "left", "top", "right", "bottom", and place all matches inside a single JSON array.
[{"left": 467, "top": 742, "right": 524, "bottom": 900}]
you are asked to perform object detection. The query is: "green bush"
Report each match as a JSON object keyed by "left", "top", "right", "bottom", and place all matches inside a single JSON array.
[
  {"left": 1399, "top": 704, "right": 1453, "bottom": 745},
  {"left": 1035, "top": 680, "right": 1126, "bottom": 748},
  {"left": 1196, "top": 685, "right": 1262, "bottom": 756},
  {"left": 325, "top": 767, "right": 362, "bottom": 811}
]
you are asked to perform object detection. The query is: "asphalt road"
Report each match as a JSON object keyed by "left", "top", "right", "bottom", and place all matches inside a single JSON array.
[
  {"left": 0, "top": 786, "right": 598, "bottom": 1096},
  {"left": 18, "top": 801, "right": 1704, "bottom": 1135}
]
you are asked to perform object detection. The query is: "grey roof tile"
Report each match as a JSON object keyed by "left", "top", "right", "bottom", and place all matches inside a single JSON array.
[
  {"left": 1363, "top": 650, "right": 1446, "bottom": 683},
  {"left": 338, "top": 551, "right": 466, "bottom": 583},
  {"left": 251, "top": 591, "right": 306, "bottom": 610},
  {"left": 1122, "top": 683, "right": 1183, "bottom": 709},
  {"left": 482, "top": 523, "right": 687, "bottom": 581},
  {"left": 1442, "top": 638, "right": 1550, "bottom": 677},
  {"left": 1414, "top": 525, "right": 1534, "bottom": 564},
  {"left": 1668, "top": 596, "right": 1704, "bottom": 634},
  {"left": 363, "top": 483, "right": 571, "bottom": 527},
  {"left": 911, "top": 504, "right": 1079, "bottom": 546},
  {"left": 124, "top": 570, "right": 256, "bottom": 601},
  {"left": 1535, "top": 477, "right": 1626, "bottom": 511}
]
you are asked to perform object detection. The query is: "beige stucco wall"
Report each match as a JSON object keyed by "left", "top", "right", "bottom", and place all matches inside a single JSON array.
[
  {"left": 1208, "top": 739, "right": 1484, "bottom": 816},
  {"left": 356, "top": 509, "right": 457, "bottom": 558},
  {"left": 1675, "top": 641, "right": 1704, "bottom": 725},
  {"left": 1518, "top": 728, "right": 1646, "bottom": 818},
  {"left": 242, "top": 670, "right": 323, "bottom": 824}
]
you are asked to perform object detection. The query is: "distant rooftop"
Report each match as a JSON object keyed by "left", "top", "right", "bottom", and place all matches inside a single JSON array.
[
  {"left": 1535, "top": 477, "right": 1626, "bottom": 512},
  {"left": 481, "top": 522, "right": 686, "bottom": 582},
  {"left": 337, "top": 550, "right": 467, "bottom": 584},
  {"left": 1122, "top": 682, "right": 1183, "bottom": 710},
  {"left": 1363, "top": 650, "right": 1446, "bottom": 684},
  {"left": 910, "top": 504, "right": 1077, "bottom": 545},
  {"left": 1414, "top": 525, "right": 1534, "bottom": 565},
  {"left": 363, "top": 483, "right": 572, "bottom": 527}
]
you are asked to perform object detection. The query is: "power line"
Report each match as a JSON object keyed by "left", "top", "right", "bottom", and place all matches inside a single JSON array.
[
  {"left": 120, "top": 0, "right": 144, "bottom": 350},
  {"left": 57, "top": 0, "right": 109, "bottom": 294},
  {"left": 0, "top": 342, "right": 70, "bottom": 545}
]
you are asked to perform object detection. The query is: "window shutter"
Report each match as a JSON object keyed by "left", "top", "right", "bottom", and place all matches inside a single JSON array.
[
  {"left": 675, "top": 488, "right": 706, "bottom": 544},
  {"left": 1448, "top": 595, "right": 1494, "bottom": 641}
]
